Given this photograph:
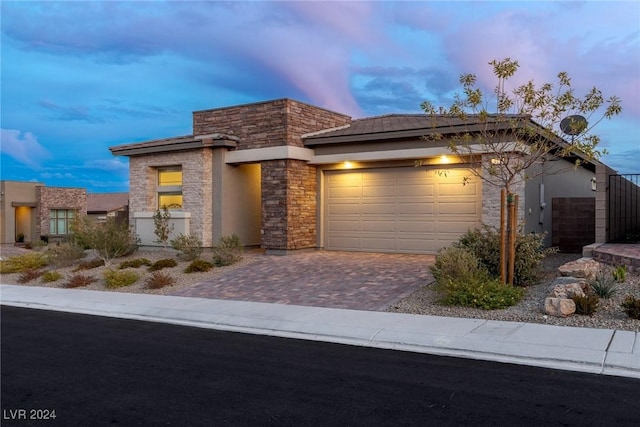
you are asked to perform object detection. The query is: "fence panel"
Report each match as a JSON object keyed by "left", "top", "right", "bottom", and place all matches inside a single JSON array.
[{"left": 608, "top": 174, "right": 640, "bottom": 242}]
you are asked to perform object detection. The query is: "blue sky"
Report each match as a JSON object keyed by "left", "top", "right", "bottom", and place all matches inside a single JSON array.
[{"left": 1, "top": 1, "right": 639, "bottom": 193}]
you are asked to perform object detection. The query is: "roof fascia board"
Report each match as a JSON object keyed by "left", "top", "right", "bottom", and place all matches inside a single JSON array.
[{"left": 225, "top": 146, "right": 315, "bottom": 164}]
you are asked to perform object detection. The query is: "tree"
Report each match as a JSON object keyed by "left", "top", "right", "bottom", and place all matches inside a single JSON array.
[
  {"left": 421, "top": 58, "right": 622, "bottom": 284},
  {"left": 153, "top": 206, "right": 174, "bottom": 249},
  {"left": 70, "top": 216, "right": 138, "bottom": 267}
]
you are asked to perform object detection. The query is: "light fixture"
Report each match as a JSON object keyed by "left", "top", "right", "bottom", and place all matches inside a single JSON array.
[
  {"left": 439, "top": 155, "right": 451, "bottom": 164},
  {"left": 343, "top": 161, "right": 353, "bottom": 169}
]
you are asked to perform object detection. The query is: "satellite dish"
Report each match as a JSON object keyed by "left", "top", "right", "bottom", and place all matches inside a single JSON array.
[{"left": 560, "top": 115, "right": 588, "bottom": 136}]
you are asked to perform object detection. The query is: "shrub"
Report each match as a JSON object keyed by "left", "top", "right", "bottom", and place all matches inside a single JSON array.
[
  {"left": 0, "top": 252, "right": 49, "bottom": 274},
  {"left": 148, "top": 258, "right": 178, "bottom": 272},
  {"left": 145, "top": 271, "right": 176, "bottom": 289},
  {"left": 455, "top": 226, "right": 555, "bottom": 286},
  {"left": 170, "top": 233, "right": 203, "bottom": 261},
  {"left": 18, "top": 269, "right": 44, "bottom": 284},
  {"left": 73, "top": 258, "right": 105, "bottom": 272},
  {"left": 185, "top": 259, "right": 213, "bottom": 273},
  {"left": 46, "top": 242, "right": 86, "bottom": 267},
  {"left": 41, "top": 271, "right": 62, "bottom": 283},
  {"left": 153, "top": 206, "right": 174, "bottom": 249},
  {"left": 64, "top": 273, "right": 97, "bottom": 288},
  {"left": 589, "top": 271, "right": 617, "bottom": 299},
  {"left": 119, "top": 258, "right": 152, "bottom": 269},
  {"left": 572, "top": 294, "right": 599, "bottom": 315},
  {"left": 435, "top": 276, "right": 524, "bottom": 310},
  {"left": 103, "top": 269, "right": 139, "bottom": 289},
  {"left": 612, "top": 265, "right": 627, "bottom": 283},
  {"left": 70, "top": 216, "right": 138, "bottom": 266},
  {"left": 431, "top": 246, "right": 484, "bottom": 284},
  {"left": 212, "top": 234, "right": 243, "bottom": 267},
  {"left": 621, "top": 296, "right": 640, "bottom": 320}
]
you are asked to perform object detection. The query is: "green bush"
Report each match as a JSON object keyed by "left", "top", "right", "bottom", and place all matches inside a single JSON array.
[
  {"left": 70, "top": 216, "right": 138, "bottom": 266},
  {"left": 145, "top": 271, "right": 175, "bottom": 289},
  {"left": 621, "top": 296, "right": 640, "bottom": 320},
  {"left": 612, "top": 265, "right": 627, "bottom": 283},
  {"left": 212, "top": 234, "right": 243, "bottom": 267},
  {"left": 41, "top": 271, "right": 62, "bottom": 283},
  {"left": 0, "top": 252, "right": 49, "bottom": 274},
  {"left": 455, "top": 226, "right": 554, "bottom": 286},
  {"left": 103, "top": 269, "right": 139, "bottom": 289},
  {"left": 170, "top": 233, "right": 203, "bottom": 261},
  {"left": 148, "top": 258, "right": 178, "bottom": 272},
  {"left": 435, "top": 276, "right": 524, "bottom": 310},
  {"left": 431, "top": 246, "right": 484, "bottom": 284},
  {"left": 572, "top": 294, "right": 599, "bottom": 315},
  {"left": 589, "top": 271, "right": 617, "bottom": 298},
  {"left": 64, "top": 273, "right": 97, "bottom": 288},
  {"left": 46, "top": 242, "right": 86, "bottom": 267},
  {"left": 119, "top": 258, "right": 152, "bottom": 269},
  {"left": 185, "top": 259, "right": 213, "bottom": 273}
]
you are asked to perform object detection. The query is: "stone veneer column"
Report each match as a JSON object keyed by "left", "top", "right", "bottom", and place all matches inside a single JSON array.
[
  {"left": 481, "top": 154, "right": 526, "bottom": 229},
  {"left": 261, "top": 160, "right": 288, "bottom": 250}
]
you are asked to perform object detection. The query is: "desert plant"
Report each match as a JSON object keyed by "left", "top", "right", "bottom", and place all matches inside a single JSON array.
[
  {"left": 46, "top": 242, "right": 87, "bottom": 267},
  {"left": 612, "top": 265, "right": 627, "bottom": 283},
  {"left": 148, "top": 258, "right": 178, "bottom": 272},
  {"left": 185, "top": 259, "right": 213, "bottom": 273},
  {"left": 153, "top": 206, "right": 174, "bottom": 249},
  {"left": 16, "top": 232, "right": 25, "bottom": 243},
  {"left": 572, "top": 294, "right": 599, "bottom": 315},
  {"left": 0, "top": 252, "right": 49, "bottom": 274},
  {"left": 145, "top": 271, "right": 176, "bottom": 289},
  {"left": 621, "top": 296, "right": 640, "bottom": 320},
  {"left": 17, "top": 269, "right": 44, "bottom": 284},
  {"left": 103, "top": 269, "right": 139, "bottom": 289},
  {"left": 434, "top": 275, "right": 524, "bottom": 310},
  {"left": 589, "top": 271, "right": 617, "bottom": 299},
  {"left": 212, "top": 234, "right": 243, "bottom": 267},
  {"left": 431, "top": 246, "right": 484, "bottom": 285},
  {"left": 170, "top": 233, "right": 203, "bottom": 261},
  {"left": 41, "top": 271, "right": 62, "bottom": 283},
  {"left": 64, "top": 273, "right": 97, "bottom": 288},
  {"left": 73, "top": 258, "right": 105, "bottom": 272},
  {"left": 119, "top": 258, "right": 152, "bottom": 269},
  {"left": 455, "top": 226, "right": 555, "bottom": 287},
  {"left": 70, "top": 215, "right": 138, "bottom": 266}
]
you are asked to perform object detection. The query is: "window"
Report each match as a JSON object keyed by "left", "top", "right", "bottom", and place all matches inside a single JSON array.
[
  {"left": 157, "top": 167, "right": 183, "bottom": 209},
  {"left": 49, "top": 209, "right": 76, "bottom": 235}
]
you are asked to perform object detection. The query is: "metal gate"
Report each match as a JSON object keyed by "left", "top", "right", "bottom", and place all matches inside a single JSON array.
[{"left": 608, "top": 174, "right": 640, "bottom": 242}]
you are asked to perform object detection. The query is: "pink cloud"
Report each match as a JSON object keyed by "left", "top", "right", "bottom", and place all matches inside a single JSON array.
[{"left": 0, "top": 129, "right": 51, "bottom": 168}]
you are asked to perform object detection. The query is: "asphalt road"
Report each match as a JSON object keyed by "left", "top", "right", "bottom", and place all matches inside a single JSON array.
[{"left": 2, "top": 306, "right": 639, "bottom": 426}]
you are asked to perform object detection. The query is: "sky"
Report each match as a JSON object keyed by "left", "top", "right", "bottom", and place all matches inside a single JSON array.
[{"left": 1, "top": 0, "right": 639, "bottom": 193}]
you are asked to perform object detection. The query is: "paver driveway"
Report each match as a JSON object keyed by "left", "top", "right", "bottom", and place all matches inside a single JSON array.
[{"left": 170, "top": 251, "right": 435, "bottom": 311}]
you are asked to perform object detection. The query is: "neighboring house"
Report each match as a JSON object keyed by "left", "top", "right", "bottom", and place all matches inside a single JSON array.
[
  {"left": 0, "top": 181, "right": 87, "bottom": 244},
  {"left": 87, "top": 192, "right": 129, "bottom": 222},
  {"left": 109, "top": 98, "right": 600, "bottom": 254}
]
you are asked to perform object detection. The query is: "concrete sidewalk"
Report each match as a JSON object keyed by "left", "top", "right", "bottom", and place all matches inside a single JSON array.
[{"left": 1, "top": 284, "right": 638, "bottom": 379}]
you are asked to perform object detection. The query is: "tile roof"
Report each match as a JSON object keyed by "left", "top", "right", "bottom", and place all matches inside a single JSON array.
[{"left": 87, "top": 192, "right": 129, "bottom": 214}]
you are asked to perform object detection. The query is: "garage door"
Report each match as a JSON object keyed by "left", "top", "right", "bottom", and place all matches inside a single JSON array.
[{"left": 323, "top": 166, "right": 481, "bottom": 254}]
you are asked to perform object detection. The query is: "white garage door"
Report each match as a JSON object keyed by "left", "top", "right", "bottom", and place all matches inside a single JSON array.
[{"left": 323, "top": 166, "right": 481, "bottom": 254}]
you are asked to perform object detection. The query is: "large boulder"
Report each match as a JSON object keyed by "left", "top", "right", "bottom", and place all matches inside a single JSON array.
[
  {"left": 557, "top": 258, "right": 602, "bottom": 280},
  {"left": 548, "top": 281, "right": 590, "bottom": 299},
  {"left": 544, "top": 297, "right": 576, "bottom": 317}
]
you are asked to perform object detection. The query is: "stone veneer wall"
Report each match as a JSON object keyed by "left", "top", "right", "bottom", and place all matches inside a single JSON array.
[
  {"left": 192, "top": 99, "right": 351, "bottom": 150},
  {"left": 35, "top": 186, "right": 87, "bottom": 238},
  {"left": 128, "top": 149, "right": 214, "bottom": 246},
  {"left": 481, "top": 154, "right": 526, "bottom": 229}
]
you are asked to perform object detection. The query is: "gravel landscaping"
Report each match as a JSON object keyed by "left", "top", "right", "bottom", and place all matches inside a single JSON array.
[
  {"left": 387, "top": 253, "right": 640, "bottom": 332},
  {"left": 2, "top": 247, "right": 639, "bottom": 332}
]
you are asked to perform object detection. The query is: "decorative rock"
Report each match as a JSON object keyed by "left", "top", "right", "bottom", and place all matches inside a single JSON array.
[
  {"left": 544, "top": 297, "right": 576, "bottom": 317},
  {"left": 549, "top": 282, "right": 589, "bottom": 299},
  {"left": 557, "top": 258, "right": 602, "bottom": 280}
]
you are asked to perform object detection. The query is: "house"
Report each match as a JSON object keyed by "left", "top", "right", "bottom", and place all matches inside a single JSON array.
[
  {"left": 0, "top": 181, "right": 87, "bottom": 244},
  {"left": 87, "top": 192, "right": 129, "bottom": 222},
  {"left": 109, "top": 98, "right": 600, "bottom": 254}
]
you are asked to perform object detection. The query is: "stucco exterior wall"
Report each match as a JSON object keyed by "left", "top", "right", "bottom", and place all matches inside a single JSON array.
[{"left": 0, "top": 181, "right": 42, "bottom": 244}]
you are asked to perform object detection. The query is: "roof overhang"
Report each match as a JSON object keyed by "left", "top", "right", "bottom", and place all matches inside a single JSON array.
[{"left": 110, "top": 133, "right": 239, "bottom": 157}]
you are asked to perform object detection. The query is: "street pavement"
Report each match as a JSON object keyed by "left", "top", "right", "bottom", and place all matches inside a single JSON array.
[{"left": 1, "top": 284, "right": 638, "bottom": 379}]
